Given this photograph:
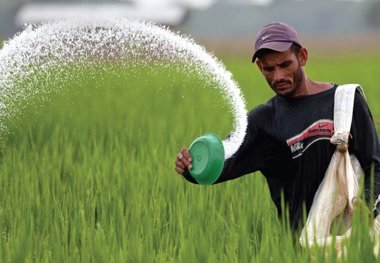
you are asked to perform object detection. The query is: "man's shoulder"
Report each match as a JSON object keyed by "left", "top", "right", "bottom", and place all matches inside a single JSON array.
[
  {"left": 247, "top": 98, "right": 276, "bottom": 122},
  {"left": 248, "top": 95, "right": 283, "bottom": 113},
  {"left": 336, "top": 84, "right": 367, "bottom": 107}
]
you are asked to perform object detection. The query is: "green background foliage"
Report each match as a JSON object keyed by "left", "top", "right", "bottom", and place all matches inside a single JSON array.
[{"left": 0, "top": 50, "right": 379, "bottom": 262}]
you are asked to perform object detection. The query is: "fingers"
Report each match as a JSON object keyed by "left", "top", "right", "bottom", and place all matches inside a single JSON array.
[
  {"left": 180, "top": 148, "right": 192, "bottom": 169},
  {"left": 175, "top": 147, "right": 192, "bottom": 175},
  {"left": 181, "top": 148, "right": 191, "bottom": 160}
]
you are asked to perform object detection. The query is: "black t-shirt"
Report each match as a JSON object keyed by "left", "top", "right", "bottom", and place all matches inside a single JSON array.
[{"left": 184, "top": 84, "right": 380, "bottom": 229}]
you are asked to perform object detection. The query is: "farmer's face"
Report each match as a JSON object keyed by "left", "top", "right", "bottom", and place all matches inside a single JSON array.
[{"left": 256, "top": 47, "right": 307, "bottom": 98}]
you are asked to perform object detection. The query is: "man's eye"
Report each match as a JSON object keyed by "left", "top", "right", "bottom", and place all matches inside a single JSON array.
[
  {"left": 280, "top": 61, "right": 291, "bottom": 68},
  {"left": 263, "top": 67, "right": 274, "bottom": 72}
]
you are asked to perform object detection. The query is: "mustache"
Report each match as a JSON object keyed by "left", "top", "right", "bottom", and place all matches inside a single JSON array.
[{"left": 272, "top": 80, "right": 292, "bottom": 87}]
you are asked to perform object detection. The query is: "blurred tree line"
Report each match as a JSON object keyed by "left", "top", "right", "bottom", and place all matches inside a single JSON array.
[{"left": 367, "top": 1, "right": 380, "bottom": 28}]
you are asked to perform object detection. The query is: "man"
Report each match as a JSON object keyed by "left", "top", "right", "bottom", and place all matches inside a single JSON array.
[{"left": 174, "top": 22, "right": 380, "bottom": 230}]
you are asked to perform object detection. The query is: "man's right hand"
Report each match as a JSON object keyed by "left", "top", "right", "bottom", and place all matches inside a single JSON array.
[{"left": 175, "top": 148, "right": 192, "bottom": 175}]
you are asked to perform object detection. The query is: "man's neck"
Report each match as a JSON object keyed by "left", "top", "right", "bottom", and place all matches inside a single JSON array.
[{"left": 306, "top": 80, "right": 333, "bottom": 96}]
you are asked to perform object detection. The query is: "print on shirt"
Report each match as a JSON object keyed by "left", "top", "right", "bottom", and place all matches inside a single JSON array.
[{"left": 286, "top": 119, "right": 334, "bottom": 159}]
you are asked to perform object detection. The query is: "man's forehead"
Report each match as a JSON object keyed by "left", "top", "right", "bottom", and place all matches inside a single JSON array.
[{"left": 258, "top": 48, "right": 295, "bottom": 64}]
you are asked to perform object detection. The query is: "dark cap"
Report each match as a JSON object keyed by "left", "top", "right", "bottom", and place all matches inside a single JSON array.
[{"left": 252, "top": 22, "right": 302, "bottom": 62}]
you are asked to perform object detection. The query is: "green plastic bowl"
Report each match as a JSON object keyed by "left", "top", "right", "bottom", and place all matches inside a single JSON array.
[{"left": 188, "top": 133, "right": 224, "bottom": 185}]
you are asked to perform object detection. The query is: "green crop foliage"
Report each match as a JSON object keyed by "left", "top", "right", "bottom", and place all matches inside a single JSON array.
[{"left": 0, "top": 52, "right": 379, "bottom": 262}]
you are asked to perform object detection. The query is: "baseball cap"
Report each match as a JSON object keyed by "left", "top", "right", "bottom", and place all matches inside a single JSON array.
[{"left": 252, "top": 22, "right": 302, "bottom": 62}]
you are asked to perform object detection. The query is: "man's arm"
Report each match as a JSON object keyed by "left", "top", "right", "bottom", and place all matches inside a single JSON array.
[
  {"left": 176, "top": 123, "right": 262, "bottom": 185},
  {"left": 176, "top": 104, "right": 274, "bottom": 184},
  {"left": 214, "top": 123, "right": 270, "bottom": 183}
]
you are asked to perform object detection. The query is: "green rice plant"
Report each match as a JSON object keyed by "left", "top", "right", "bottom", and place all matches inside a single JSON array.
[{"left": 0, "top": 53, "right": 378, "bottom": 262}]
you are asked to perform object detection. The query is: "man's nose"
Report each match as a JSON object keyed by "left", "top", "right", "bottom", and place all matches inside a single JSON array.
[{"left": 273, "top": 69, "right": 285, "bottom": 82}]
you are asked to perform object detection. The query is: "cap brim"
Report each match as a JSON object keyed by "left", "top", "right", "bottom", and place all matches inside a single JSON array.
[{"left": 252, "top": 41, "right": 293, "bottom": 62}]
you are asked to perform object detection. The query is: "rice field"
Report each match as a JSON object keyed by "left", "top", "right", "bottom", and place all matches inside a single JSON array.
[{"left": 0, "top": 49, "right": 379, "bottom": 262}]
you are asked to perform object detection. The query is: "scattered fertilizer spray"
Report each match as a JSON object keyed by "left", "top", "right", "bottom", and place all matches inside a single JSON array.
[{"left": 0, "top": 19, "right": 247, "bottom": 159}]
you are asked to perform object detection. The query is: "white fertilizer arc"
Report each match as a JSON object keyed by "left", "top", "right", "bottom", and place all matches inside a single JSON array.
[{"left": 0, "top": 19, "right": 247, "bottom": 159}]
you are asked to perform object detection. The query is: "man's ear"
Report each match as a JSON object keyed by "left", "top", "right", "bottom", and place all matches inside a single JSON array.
[{"left": 298, "top": 47, "right": 308, "bottom": 66}]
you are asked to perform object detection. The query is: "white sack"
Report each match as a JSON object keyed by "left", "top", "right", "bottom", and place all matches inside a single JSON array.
[{"left": 299, "top": 149, "right": 361, "bottom": 250}]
